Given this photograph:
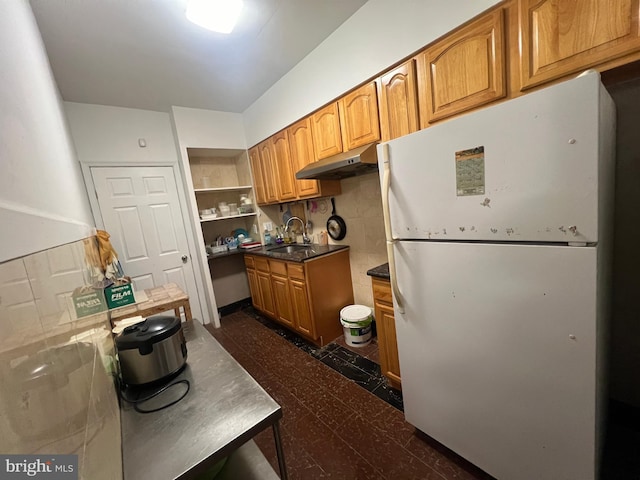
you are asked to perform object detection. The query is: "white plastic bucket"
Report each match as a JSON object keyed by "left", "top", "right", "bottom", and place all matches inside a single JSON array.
[{"left": 340, "top": 305, "right": 373, "bottom": 347}]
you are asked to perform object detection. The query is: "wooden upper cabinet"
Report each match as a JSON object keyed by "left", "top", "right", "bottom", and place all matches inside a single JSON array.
[
  {"left": 311, "top": 103, "right": 343, "bottom": 159},
  {"left": 288, "top": 118, "right": 321, "bottom": 198},
  {"left": 288, "top": 118, "right": 342, "bottom": 200},
  {"left": 258, "top": 139, "right": 279, "bottom": 204},
  {"left": 270, "top": 130, "right": 297, "bottom": 201},
  {"left": 248, "top": 146, "right": 266, "bottom": 205},
  {"left": 338, "top": 82, "right": 381, "bottom": 150},
  {"left": 418, "top": 8, "right": 506, "bottom": 125},
  {"left": 519, "top": 0, "right": 640, "bottom": 90},
  {"left": 377, "top": 60, "right": 420, "bottom": 142}
]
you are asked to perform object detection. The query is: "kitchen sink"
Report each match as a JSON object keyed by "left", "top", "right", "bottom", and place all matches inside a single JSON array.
[{"left": 268, "top": 244, "right": 313, "bottom": 254}]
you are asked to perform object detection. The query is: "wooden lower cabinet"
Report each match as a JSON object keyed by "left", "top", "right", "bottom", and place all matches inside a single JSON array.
[
  {"left": 256, "top": 270, "right": 276, "bottom": 319},
  {"left": 289, "top": 278, "right": 314, "bottom": 338},
  {"left": 246, "top": 267, "right": 262, "bottom": 311},
  {"left": 372, "top": 277, "right": 401, "bottom": 390},
  {"left": 244, "top": 250, "right": 353, "bottom": 346}
]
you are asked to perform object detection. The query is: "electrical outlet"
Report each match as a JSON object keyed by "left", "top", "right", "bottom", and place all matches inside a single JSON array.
[{"left": 263, "top": 222, "right": 273, "bottom": 232}]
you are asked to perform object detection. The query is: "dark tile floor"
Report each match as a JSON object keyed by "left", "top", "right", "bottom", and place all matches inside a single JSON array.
[
  {"left": 206, "top": 309, "right": 492, "bottom": 479},
  {"left": 206, "top": 308, "right": 640, "bottom": 479}
]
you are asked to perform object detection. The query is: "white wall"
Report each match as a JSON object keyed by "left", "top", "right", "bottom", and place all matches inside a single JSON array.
[
  {"left": 0, "top": 0, "right": 94, "bottom": 262},
  {"left": 64, "top": 103, "right": 179, "bottom": 164},
  {"left": 64, "top": 102, "right": 212, "bottom": 324},
  {"left": 242, "top": 0, "right": 500, "bottom": 146},
  {"left": 171, "top": 107, "right": 247, "bottom": 150},
  {"left": 170, "top": 107, "right": 248, "bottom": 327}
]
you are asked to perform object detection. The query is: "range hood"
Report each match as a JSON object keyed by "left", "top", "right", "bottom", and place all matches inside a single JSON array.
[{"left": 295, "top": 143, "right": 378, "bottom": 181}]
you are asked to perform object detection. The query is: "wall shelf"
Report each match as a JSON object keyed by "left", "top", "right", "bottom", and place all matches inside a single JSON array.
[
  {"left": 194, "top": 185, "right": 253, "bottom": 193},
  {"left": 200, "top": 212, "right": 258, "bottom": 223}
]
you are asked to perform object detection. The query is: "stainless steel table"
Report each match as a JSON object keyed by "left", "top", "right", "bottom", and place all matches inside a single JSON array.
[{"left": 121, "top": 321, "right": 287, "bottom": 479}]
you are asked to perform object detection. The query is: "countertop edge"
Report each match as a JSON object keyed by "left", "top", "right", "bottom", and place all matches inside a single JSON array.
[
  {"left": 366, "top": 263, "right": 390, "bottom": 280},
  {"left": 243, "top": 244, "right": 349, "bottom": 263}
]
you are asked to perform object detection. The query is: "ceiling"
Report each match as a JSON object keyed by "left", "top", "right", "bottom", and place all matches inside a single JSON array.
[{"left": 29, "top": 0, "right": 368, "bottom": 114}]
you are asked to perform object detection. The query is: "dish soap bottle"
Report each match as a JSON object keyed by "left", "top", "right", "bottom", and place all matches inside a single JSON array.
[{"left": 264, "top": 228, "right": 272, "bottom": 245}]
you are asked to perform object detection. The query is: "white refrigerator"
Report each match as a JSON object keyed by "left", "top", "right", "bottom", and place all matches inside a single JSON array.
[{"left": 378, "top": 71, "right": 615, "bottom": 480}]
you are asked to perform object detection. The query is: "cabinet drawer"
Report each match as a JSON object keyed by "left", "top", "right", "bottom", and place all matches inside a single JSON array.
[
  {"left": 287, "top": 263, "right": 305, "bottom": 280},
  {"left": 269, "top": 260, "right": 287, "bottom": 276},
  {"left": 244, "top": 255, "right": 255, "bottom": 269},
  {"left": 255, "top": 257, "right": 270, "bottom": 273},
  {"left": 372, "top": 278, "right": 392, "bottom": 304}
]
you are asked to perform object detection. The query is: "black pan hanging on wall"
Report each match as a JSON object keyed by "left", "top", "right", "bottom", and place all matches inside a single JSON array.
[{"left": 326, "top": 197, "right": 347, "bottom": 240}]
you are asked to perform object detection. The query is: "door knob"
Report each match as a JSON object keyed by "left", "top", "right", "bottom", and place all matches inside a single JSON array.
[{"left": 181, "top": 255, "right": 188, "bottom": 263}]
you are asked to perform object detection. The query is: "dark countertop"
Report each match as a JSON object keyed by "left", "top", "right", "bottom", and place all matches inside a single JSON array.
[
  {"left": 243, "top": 243, "right": 349, "bottom": 263},
  {"left": 121, "top": 321, "right": 282, "bottom": 479},
  {"left": 366, "top": 262, "right": 390, "bottom": 280}
]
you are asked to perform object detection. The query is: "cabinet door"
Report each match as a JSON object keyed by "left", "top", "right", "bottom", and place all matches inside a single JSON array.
[
  {"left": 311, "top": 103, "right": 343, "bottom": 159},
  {"left": 257, "top": 270, "right": 277, "bottom": 318},
  {"left": 377, "top": 60, "right": 420, "bottom": 142},
  {"left": 375, "top": 300, "right": 402, "bottom": 390},
  {"left": 288, "top": 118, "right": 321, "bottom": 198},
  {"left": 270, "top": 130, "right": 298, "bottom": 201},
  {"left": 272, "top": 273, "right": 295, "bottom": 327},
  {"left": 338, "top": 82, "right": 381, "bottom": 150},
  {"left": 290, "top": 278, "right": 315, "bottom": 338},
  {"left": 248, "top": 146, "right": 266, "bottom": 205},
  {"left": 258, "top": 139, "right": 279, "bottom": 204},
  {"left": 418, "top": 8, "right": 506, "bottom": 125},
  {"left": 520, "top": 0, "right": 640, "bottom": 90},
  {"left": 246, "top": 267, "right": 263, "bottom": 311}
]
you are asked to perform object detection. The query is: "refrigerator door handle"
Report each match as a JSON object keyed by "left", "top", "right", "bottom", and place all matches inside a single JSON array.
[{"left": 381, "top": 143, "right": 405, "bottom": 314}]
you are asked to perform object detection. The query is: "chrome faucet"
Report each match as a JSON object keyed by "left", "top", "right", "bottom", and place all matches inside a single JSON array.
[{"left": 285, "top": 216, "right": 311, "bottom": 244}]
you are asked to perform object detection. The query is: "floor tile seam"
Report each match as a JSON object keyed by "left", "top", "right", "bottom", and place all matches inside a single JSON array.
[
  {"left": 326, "top": 350, "right": 384, "bottom": 379},
  {"left": 248, "top": 325, "right": 395, "bottom": 413},
  {"left": 311, "top": 429, "right": 386, "bottom": 479},
  {"left": 278, "top": 429, "right": 323, "bottom": 472},
  {"left": 213, "top": 329, "right": 280, "bottom": 387},
  {"left": 267, "top": 378, "right": 319, "bottom": 422},
  {"left": 319, "top": 357, "right": 388, "bottom": 399},
  {"left": 245, "top": 319, "right": 315, "bottom": 356},
  {"left": 290, "top": 363, "right": 390, "bottom": 419},
  {"left": 228, "top": 314, "right": 404, "bottom": 420},
  {"left": 334, "top": 411, "right": 447, "bottom": 480}
]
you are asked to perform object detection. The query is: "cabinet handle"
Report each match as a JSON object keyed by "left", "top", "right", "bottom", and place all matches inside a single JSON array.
[{"left": 381, "top": 144, "right": 404, "bottom": 314}]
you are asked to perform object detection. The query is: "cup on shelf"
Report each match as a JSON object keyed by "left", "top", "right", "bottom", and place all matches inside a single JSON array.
[
  {"left": 219, "top": 205, "right": 231, "bottom": 217},
  {"left": 228, "top": 203, "right": 238, "bottom": 215}
]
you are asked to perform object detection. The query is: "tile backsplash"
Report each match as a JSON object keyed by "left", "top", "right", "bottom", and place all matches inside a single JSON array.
[
  {"left": 0, "top": 237, "right": 122, "bottom": 479},
  {"left": 259, "top": 172, "right": 388, "bottom": 309}
]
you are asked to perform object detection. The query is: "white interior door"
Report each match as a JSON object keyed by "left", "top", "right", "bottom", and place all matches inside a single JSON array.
[
  {"left": 394, "top": 241, "right": 600, "bottom": 480},
  {"left": 91, "top": 166, "right": 201, "bottom": 321}
]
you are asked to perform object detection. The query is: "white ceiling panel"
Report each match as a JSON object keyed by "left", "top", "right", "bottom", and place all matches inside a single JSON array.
[{"left": 29, "top": 0, "right": 368, "bottom": 113}]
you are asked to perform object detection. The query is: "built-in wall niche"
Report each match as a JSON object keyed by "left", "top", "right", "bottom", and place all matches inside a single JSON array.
[
  {"left": 186, "top": 147, "right": 258, "bottom": 243},
  {"left": 187, "top": 148, "right": 252, "bottom": 189}
]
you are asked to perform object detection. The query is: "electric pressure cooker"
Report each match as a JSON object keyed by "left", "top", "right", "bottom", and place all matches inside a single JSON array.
[{"left": 115, "top": 316, "right": 187, "bottom": 385}]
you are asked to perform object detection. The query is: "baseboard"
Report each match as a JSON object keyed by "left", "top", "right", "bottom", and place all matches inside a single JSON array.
[{"left": 218, "top": 298, "right": 252, "bottom": 317}]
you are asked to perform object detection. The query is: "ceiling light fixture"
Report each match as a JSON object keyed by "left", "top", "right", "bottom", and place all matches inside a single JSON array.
[{"left": 185, "top": 0, "right": 243, "bottom": 34}]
